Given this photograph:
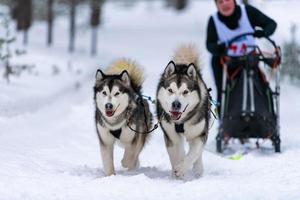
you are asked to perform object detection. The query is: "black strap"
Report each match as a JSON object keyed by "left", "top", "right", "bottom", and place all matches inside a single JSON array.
[
  {"left": 110, "top": 129, "right": 122, "bottom": 139},
  {"left": 127, "top": 122, "right": 159, "bottom": 134},
  {"left": 126, "top": 95, "right": 159, "bottom": 134},
  {"left": 175, "top": 123, "right": 184, "bottom": 133}
]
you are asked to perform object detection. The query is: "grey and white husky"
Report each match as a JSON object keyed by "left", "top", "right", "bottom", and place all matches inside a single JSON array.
[
  {"left": 94, "top": 59, "right": 152, "bottom": 176},
  {"left": 156, "top": 45, "right": 210, "bottom": 178}
]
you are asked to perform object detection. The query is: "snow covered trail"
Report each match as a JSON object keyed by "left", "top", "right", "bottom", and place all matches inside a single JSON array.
[
  {"left": 1, "top": 78, "right": 300, "bottom": 200},
  {"left": 0, "top": 79, "right": 100, "bottom": 199}
]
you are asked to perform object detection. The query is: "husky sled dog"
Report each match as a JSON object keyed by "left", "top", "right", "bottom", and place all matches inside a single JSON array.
[
  {"left": 94, "top": 59, "right": 152, "bottom": 176},
  {"left": 156, "top": 45, "right": 210, "bottom": 178}
]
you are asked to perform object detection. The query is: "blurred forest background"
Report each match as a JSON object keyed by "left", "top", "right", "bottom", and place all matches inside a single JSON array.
[{"left": 0, "top": 0, "right": 299, "bottom": 82}]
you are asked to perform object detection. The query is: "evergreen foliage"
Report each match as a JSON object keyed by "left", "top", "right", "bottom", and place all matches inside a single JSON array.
[{"left": 282, "top": 24, "right": 300, "bottom": 81}]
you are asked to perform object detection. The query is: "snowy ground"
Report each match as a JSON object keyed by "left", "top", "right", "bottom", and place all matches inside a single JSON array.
[{"left": 0, "top": 0, "right": 300, "bottom": 199}]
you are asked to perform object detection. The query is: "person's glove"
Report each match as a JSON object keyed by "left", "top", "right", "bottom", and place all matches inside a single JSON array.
[
  {"left": 217, "top": 42, "right": 226, "bottom": 55},
  {"left": 253, "top": 30, "right": 265, "bottom": 38}
]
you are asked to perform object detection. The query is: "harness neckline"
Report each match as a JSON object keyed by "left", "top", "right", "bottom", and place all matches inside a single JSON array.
[
  {"left": 175, "top": 123, "right": 184, "bottom": 133},
  {"left": 110, "top": 129, "right": 122, "bottom": 139}
]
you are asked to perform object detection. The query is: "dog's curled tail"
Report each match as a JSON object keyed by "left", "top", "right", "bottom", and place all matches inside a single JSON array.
[
  {"left": 173, "top": 44, "right": 200, "bottom": 69},
  {"left": 106, "top": 58, "right": 145, "bottom": 88}
]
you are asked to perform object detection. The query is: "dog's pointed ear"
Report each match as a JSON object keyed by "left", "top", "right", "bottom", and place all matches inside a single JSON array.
[
  {"left": 164, "top": 61, "right": 175, "bottom": 78},
  {"left": 120, "top": 70, "right": 131, "bottom": 86},
  {"left": 187, "top": 63, "right": 197, "bottom": 79},
  {"left": 96, "top": 69, "right": 105, "bottom": 81}
]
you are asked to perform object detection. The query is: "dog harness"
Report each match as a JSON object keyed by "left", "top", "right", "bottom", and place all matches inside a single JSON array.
[
  {"left": 110, "top": 129, "right": 122, "bottom": 139},
  {"left": 175, "top": 124, "right": 184, "bottom": 133}
]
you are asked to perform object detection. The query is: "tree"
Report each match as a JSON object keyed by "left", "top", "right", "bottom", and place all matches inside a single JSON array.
[
  {"left": 10, "top": 0, "right": 18, "bottom": 20},
  {"left": 69, "top": 0, "right": 77, "bottom": 52},
  {"left": 47, "top": 0, "right": 54, "bottom": 46},
  {"left": 175, "top": 0, "right": 187, "bottom": 10},
  {"left": 14, "top": 0, "right": 33, "bottom": 45},
  {"left": 1, "top": 16, "right": 12, "bottom": 82},
  {"left": 282, "top": 24, "right": 300, "bottom": 81},
  {"left": 90, "top": 0, "right": 103, "bottom": 56},
  {"left": 165, "top": 0, "right": 188, "bottom": 11}
]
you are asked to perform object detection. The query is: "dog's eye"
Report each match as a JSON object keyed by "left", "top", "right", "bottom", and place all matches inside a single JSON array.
[
  {"left": 183, "top": 90, "right": 189, "bottom": 95},
  {"left": 115, "top": 92, "right": 120, "bottom": 96},
  {"left": 168, "top": 88, "right": 173, "bottom": 94},
  {"left": 102, "top": 91, "right": 107, "bottom": 96}
]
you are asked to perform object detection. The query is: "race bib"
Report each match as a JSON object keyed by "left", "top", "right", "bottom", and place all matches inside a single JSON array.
[{"left": 227, "top": 36, "right": 255, "bottom": 57}]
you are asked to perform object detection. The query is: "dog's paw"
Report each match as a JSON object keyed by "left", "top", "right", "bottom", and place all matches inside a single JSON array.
[
  {"left": 134, "top": 159, "right": 140, "bottom": 169},
  {"left": 173, "top": 163, "right": 187, "bottom": 178},
  {"left": 193, "top": 170, "right": 203, "bottom": 178},
  {"left": 121, "top": 158, "right": 130, "bottom": 168},
  {"left": 104, "top": 170, "right": 115, "bottom": 176},
  {"left": 193, "top": 165, "right": 203, "bottom": 178},
  {"left": 122, "top": 158, "right": 139, "bottom": 170}
]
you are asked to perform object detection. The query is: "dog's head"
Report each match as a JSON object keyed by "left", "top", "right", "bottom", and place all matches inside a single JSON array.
[
  {"left": 94, "top": 69, "right": 132, "bottom": 119},
  {"left": 157, "top": 61, "right": 201, "bottom": 122}
]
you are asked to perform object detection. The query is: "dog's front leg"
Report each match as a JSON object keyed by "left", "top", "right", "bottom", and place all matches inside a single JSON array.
[
  {"left": 122, "top": 144, "right": 139, "bottom": 170},
  {"left": 192, "top": 152, "right": 204, "bottom": 177},
  {"left": 174, "top": 137, "right": 204, "bottom": 178},
  {"left": 100, "top": 144, "right": 115, "bottom": 176},
  {"left": 122, "top": 136, "right": 145, "bottom": 170},
  {"left": 165, "top": 136, "right": 185, "bottom": 176}
]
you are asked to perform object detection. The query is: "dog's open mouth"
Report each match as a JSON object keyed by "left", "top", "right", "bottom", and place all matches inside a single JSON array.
[
  {"left": 105, "top": 110, "right": 114, "bottom": 117},
  {"left": 105, "top": 104, "right": 120, "bottom": 117},
  {"left": 169, "top": 111, "right": 182, "bottom": 121}
]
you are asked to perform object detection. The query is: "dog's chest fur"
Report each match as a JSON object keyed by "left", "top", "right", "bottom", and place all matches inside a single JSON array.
[
  {"left": 97, "top": 122, "right": 136, "bottom": 144},
  {"left": 161, "top": 118, "right": 206, "bottom": 141}
]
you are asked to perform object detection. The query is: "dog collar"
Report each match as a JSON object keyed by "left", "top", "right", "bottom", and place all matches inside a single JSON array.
[
  {"left": 175, "top": 124, "right": 184, "bottom": 133},
  {"left": 110, "top": 129, "right": 122, "bottom": 139}
]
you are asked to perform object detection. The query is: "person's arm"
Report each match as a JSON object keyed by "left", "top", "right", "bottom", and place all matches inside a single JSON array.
[
  {"left": 246, "top": 4, "right": 277, "bottom": 37},
  {"left": 206, "top": 16, "right": 226, "bottom": 56}
]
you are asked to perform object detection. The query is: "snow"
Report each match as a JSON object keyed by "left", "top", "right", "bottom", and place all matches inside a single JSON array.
[{"left": 1, "top": 0, "right": 300, "bottom": 199}]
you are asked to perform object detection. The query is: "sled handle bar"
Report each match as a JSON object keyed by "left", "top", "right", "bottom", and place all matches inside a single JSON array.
[{"left": 227, "top": 32, "right": 277, "bottom": 49}]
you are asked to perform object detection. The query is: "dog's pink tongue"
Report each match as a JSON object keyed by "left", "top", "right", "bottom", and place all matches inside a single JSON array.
[
  {"left": 170, "top": 111, "right": 181, "bottom": 120},
  {"left": 106, "top": 110, "right": 114, "bottom": 117}
]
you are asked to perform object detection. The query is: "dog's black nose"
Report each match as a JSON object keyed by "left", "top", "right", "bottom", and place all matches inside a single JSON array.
[
  {"left": 172, "top": 100, "right": 181, "bottom": 110},
  {"left": 105, "top": 103, "right": 113, "bottom": 110}
]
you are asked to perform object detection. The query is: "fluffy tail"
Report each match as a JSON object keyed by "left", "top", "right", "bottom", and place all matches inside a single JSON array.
[
  {"left": 106, "top": 58, "right": 145, "bottom": 88},
  {"left": 172, "top": 44, "right": 200, "bottom": 69}
]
